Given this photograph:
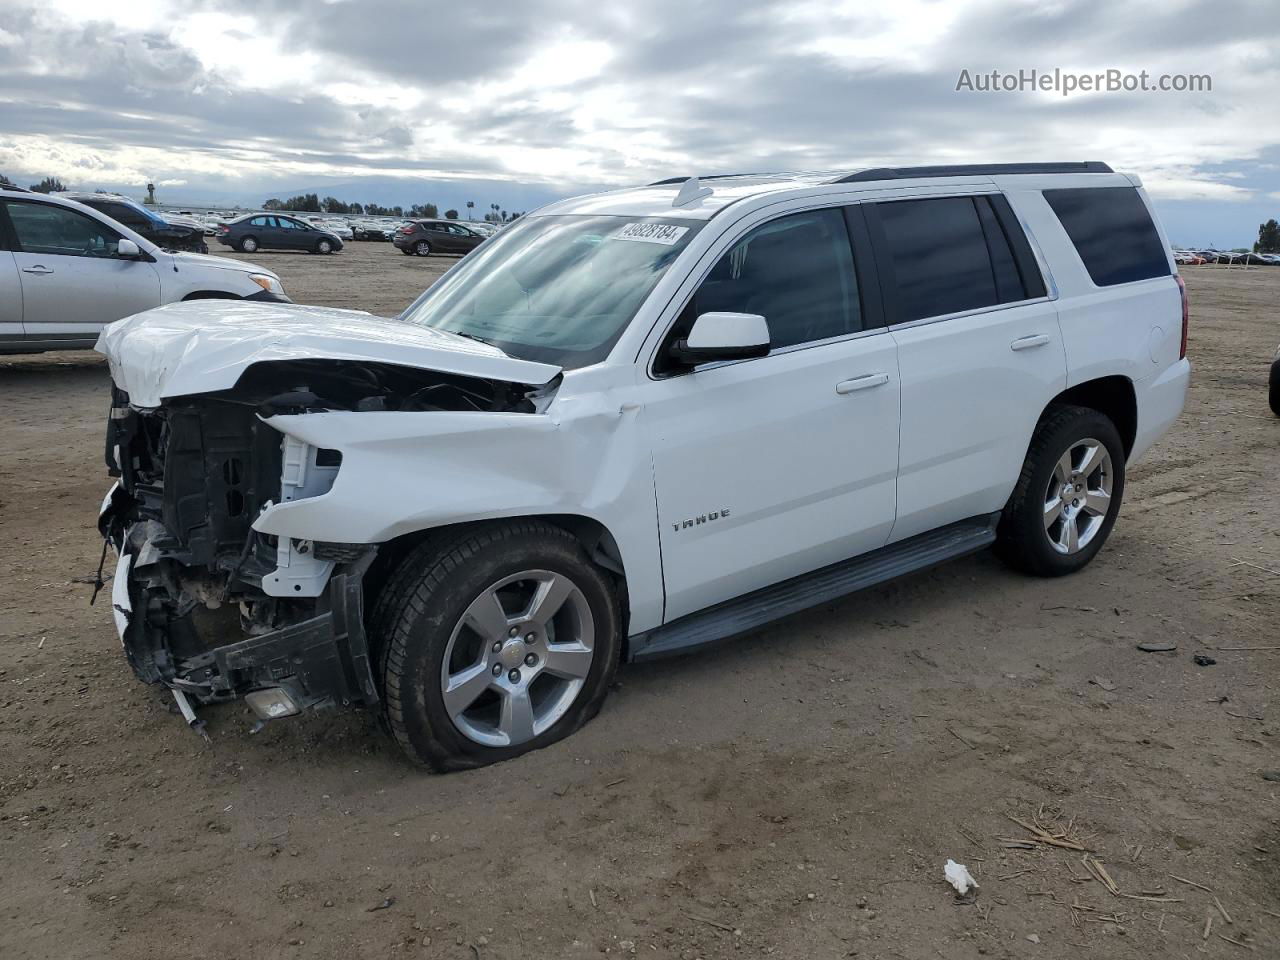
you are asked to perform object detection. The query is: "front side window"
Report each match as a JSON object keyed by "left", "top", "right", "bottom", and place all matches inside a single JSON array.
[
  {"left": 4, "top": 201, "right": 125, "bottom": 259},
  {"left": 659, "top": 208, "right": 862, "bottom": 371},
  {"left": 401, "top": 214, "right": 703, "bottom": 368}
]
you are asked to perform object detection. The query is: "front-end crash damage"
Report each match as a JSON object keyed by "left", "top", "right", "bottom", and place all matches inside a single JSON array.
[{"left": 98, "top": 345, "right": 556, "bottom": 727}]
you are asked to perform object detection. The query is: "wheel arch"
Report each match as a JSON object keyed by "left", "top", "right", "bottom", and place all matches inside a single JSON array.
[
  {"left": 1045, "top": 375, "right": 1137, "bottom": 458},
  {"left": 181, "top": 290, "right": 241, "bottom": 301},
  {"left": 364, "top": 514, "right": 632, "bottom": 651}
]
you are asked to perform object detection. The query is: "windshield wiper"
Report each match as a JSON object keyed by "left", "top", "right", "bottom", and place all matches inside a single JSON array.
[{"left": 447, "top": 329, "right": 499, "bottom": 348}]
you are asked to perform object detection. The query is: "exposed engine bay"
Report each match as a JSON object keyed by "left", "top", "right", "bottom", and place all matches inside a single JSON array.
[{"left": 99, "top": 358, "right": 544, "bottom": 726}]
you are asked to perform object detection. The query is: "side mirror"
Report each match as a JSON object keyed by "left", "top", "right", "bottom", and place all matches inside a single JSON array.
[
  {"left": 669, "top": 312, "right": 771, "bottom": 366},
  {"left": 116, "top": 238, "right": 141, "bottom": 259}
]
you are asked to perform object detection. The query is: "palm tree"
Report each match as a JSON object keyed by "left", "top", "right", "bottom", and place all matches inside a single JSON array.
[{"left": 466, "top": 200, "right": 475, "bottom": 221}]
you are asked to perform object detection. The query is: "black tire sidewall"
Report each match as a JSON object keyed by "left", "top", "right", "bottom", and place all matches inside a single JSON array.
[
  {"left": 1011, "top": 410, "right": 1126, "bottom": 575},
  {"left": 240, "top": 237, "right": 257, "bottom": 252},
  {"left": 387, "top": 529, "right": 621, "bottom": 770}
]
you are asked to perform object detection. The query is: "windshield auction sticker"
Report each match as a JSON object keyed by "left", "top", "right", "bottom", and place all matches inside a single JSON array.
[{"left": 613, "top": 222, "right": 690, "bottom": 245}]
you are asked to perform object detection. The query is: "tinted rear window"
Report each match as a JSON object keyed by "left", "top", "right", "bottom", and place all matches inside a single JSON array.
[{"left": 1043, "top": 186, "right": 1169, "bottom": 286}]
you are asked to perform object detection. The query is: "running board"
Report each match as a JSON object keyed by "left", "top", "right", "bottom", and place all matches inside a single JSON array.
[{"left": 628, "top": 513, "right": 1000, "bottom": 662}]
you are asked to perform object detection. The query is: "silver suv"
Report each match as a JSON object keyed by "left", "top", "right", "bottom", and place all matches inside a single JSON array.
[{"left": 0, "top": 186, "right": 288, "bottom": 354}]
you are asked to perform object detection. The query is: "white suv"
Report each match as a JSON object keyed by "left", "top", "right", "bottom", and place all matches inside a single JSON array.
[
  {"left": 0, "top": 186, "right": 288, "bottom": 354},
  {"left": 96, "top": 162, "right": 1190, "bottom": 770}
]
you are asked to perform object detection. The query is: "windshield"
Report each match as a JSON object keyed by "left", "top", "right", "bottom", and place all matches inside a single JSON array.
[{"left": 400, "top": 214, "right": 703, "bottom": 368}]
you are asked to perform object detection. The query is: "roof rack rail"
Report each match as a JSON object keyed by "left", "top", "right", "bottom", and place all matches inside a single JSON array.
[
  {"left": 830, "top": 162, "right": 1113, "bottom": 183},
  {"left": 647, "top": 173, "right": 766, "bottom": 186}
]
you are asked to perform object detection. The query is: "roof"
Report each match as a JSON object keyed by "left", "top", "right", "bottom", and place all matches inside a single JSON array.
[{"left": 535, "top": 162, "right": 1118, "bottom": 221}]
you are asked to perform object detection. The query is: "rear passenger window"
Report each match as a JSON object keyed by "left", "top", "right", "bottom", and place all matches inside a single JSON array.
[
  {"left": 1044, "top": 186, "right": 1170, "bottom": 286},
  {"left": 870, "top": 195, "right": 1046, "bottom": 323}
]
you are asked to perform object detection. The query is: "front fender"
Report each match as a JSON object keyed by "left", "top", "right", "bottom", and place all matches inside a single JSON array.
[{"left": 253, "top": 403, "right": 665, "bottom": 632}]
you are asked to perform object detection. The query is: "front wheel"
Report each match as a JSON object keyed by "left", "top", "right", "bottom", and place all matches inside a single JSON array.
[
  {"left": 317, "top": 239, "right": 333, "bottom": 254},
  {"left": 377, "top": 521, "right": 622, "bottom": 772},
  {"left": 996, "top": 405, "right": 1126, "bottom": 577}
]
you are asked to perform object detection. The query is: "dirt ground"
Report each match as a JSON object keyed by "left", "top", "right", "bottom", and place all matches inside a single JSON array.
[{"left": 2, "top": 245, "right": 1278, "bottom": 960}]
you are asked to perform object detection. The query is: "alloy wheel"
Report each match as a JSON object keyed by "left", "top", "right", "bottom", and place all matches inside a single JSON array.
[
  {"left": 1043, "top": 437, "right": 1113, "bottom": 555},
  {"left": 439, "top": 570, "right": 595, "bottom": 747}
]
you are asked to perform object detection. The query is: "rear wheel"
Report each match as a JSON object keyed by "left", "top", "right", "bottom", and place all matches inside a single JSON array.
[
  {"left": 378, "top": 521, "right": 621, "bottom": 771},
  {"left": 238, "top": 236, "right": 258, "bottom": 253},
  {"left": 414, "top": 240, "right": 431, "bottom": 256},
  {"left": 996, "top": 405, "right": 1125, "bottom": 577}
]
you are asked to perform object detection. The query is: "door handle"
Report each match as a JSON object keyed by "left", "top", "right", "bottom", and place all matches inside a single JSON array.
[
  {"left": 1010, "top": 334, "right": 1051, "bottom": 351},
  {"left": 835, "top": 373, "right": 890, "bottom": 395},
  {"left": 21, "top": 265, "right": 54, "bottom": 275}
]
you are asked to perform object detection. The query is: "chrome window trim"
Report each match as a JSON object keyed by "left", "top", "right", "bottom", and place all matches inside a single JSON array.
[{"left": 886, "top": 295, "right": 1056, "bottom": 333}]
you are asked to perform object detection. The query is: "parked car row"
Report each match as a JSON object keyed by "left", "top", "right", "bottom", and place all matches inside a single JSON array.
[{"left": 1174, "top": 248, "right": 1280, "bottom": 265}]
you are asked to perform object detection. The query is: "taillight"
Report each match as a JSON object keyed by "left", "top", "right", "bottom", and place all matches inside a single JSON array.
[{"left": 1175, "top": 273, "right": 1189, "bottom": 360}]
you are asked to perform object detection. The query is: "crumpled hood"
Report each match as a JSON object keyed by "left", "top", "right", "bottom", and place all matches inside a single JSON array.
[{"left": 96, "top": 299, "right": 562, "bottom": 408}]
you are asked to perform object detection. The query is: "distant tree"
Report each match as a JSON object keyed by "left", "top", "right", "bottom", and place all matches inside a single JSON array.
[
  {"left": 350, "top": 202, "right": 364, "bottom": 215},
  {"left": 1256, "top": 218, "right": 1280, "bottom": 254},
  {"left": 30, "top": 176, "right": 67, "bottom": 193},
  {"left": 500, "top": 209, "right": 508, "bottom": 222},
  {"left": 283, "top": 194, "right": 321, "bottom": 212},
  {"left": 322, "top": 196, "right": 351, "bottom": 214},
  {"left": 424, "top": 202, "right": 438, "bottom": 218},
  {"left": 0, "top": 172, "right": 12, "bottom": 186},
  {"left": 391, "top": 205, "right": 403, "bottom": 217},
  {"left": 465, "top": 200, "right": 475, "bottom": 219},
  {"left": 445, "top": 208, "right": 459, "bottom": 220},
  {"left": 263, "top": 198, "right": 284, "bottom": 210}
]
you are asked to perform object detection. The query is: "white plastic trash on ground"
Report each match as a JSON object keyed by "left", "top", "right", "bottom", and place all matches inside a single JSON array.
[{"left": 944, "top": 859, "right": 978, "bottom": 895}]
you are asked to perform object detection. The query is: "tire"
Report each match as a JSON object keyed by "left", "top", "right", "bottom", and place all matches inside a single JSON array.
[
  {"left": 995, "top": 404, "right": 1126, "bottom": 577},
  {"left": 414, "top": 240, "right": 431, "bottom": 257},
  {"left": 317, "top": 239, "right": 333, "bottom": 255},
  {"left": 1269, "top": 358, "right": 1280, "bottom": 417},
  {"left": 238, "top": 236, "right": 258, "bottom": 253},
  {"left": 378, "top": 520, "right": 622, "bottom": 772}
]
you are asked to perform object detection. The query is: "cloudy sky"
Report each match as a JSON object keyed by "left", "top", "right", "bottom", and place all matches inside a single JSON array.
[{"left": 1, "top": 0, "right": 1278, "bottom": 244}]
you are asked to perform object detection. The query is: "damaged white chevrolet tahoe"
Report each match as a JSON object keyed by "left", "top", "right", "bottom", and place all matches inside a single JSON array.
[{"left": 97, "top": 163, "right": 1190, "bottom": 771}]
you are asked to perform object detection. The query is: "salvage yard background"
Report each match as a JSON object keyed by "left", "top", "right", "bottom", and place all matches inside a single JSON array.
[{"left": 1, "top": 249, "right": 1277, "bottom": 959}]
